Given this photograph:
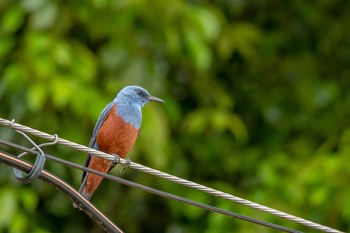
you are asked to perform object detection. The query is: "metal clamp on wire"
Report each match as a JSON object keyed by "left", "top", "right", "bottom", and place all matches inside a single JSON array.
[
  {"left": 13, "top": 146, "right": 46, "bottom": 183},
  {"left": 10, "top": 119, "right": 57, "bottom": 183}
]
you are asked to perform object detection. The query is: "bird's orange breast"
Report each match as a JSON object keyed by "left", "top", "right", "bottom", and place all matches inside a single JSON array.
[{"left": 96, "top": 104, "right": 139, "bottom": 158}]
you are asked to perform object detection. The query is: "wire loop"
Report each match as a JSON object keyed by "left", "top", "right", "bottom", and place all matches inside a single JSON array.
[{"left": 11, "top": 129, "right": 59, "bottom": 183}]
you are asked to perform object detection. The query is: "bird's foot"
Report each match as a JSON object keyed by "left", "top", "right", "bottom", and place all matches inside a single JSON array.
[
  {"left": 111, "top": 154, "right": 121, "bottom": 168},
  {"left": 120, "top": 158, "right": 131, "bottom": 172},
  {"left": 111, "top": 154, "right": 131, "bottom": 171}
]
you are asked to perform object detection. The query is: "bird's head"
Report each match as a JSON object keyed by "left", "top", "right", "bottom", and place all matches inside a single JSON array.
[{"left": 115, "top": 86, "right": 164, "bottom": 107}]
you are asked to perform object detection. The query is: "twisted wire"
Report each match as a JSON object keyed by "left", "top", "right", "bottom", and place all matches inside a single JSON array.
[{"left": 0, "top": 117, "right": 343, "bottom": 233}]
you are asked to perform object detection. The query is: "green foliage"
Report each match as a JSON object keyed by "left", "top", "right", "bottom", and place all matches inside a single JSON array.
[{"left": 1, "top": 0, "right": 349, "bottom": 232}]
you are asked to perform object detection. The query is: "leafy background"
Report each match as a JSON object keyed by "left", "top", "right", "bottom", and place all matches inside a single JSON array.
[{"left": 0, "top": 0, "right": 349, "bottom": 232}]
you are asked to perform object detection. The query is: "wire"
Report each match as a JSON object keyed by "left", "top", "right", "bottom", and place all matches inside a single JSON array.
[
  {"left": 0, "top": 138, "right": 302, "bottom": 233},
  {"left": 0, "top": 117, "right": 344, "bottom": 233},
  {"left": 12, "top": 129, "right": 49, "bottom": 182},
  {"left": 0, "top": 149, "right": 123, "bottom": 233}
]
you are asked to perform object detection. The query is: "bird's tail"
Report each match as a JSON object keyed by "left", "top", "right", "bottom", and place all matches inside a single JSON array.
[
  {"left": 73, "top": 157, "right": 110, "bottom": 209},
  {"left": 73, "top": 177, "right": 91, "bottom": 209}
]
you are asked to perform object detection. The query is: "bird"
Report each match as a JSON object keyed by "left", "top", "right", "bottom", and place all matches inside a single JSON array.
[{"left": 74, "top": 86, "right": 164, "bottom": 208}]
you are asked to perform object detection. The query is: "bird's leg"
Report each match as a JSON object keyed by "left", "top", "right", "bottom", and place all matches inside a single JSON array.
[{"left": 120, "top": 158, "right": 131, "bottom": 172}]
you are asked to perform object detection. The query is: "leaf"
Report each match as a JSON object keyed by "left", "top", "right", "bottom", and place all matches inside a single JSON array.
[
  {"left": 184, "top": 28, "right": 212, "bottom": 70},
  {"left": 27, "top": 83, "right": 47, "bottom": 111},
  {"left": 189, "top": 6, "right": 221, "bottom": 41},
  {"left": 0, "top": 36, "right": 15, "bottom": 58},
  {"left": 50, "top": 78, "right": 74, "bottom": 107},
  {"left": 0, "top": 187, "right": 17, "bottom": 227},
  {"left": 2, "top": 4, "right": 24, "bottom": 33},
  {"left": 3, "top": 63, "right": 27, "bottom": 90},
  {"left": 218, "top": 22, "right": 261, "bottom": 60},
  {"left": 31, "top": 2, "right": 58, "bottom": 30},
  {"left": 20, "top": 189, "right": 39, "bottom": 211}
]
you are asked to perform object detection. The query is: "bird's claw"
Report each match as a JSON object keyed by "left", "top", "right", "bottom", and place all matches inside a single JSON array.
[
  {"left": 111, "top": 154, "right": 121, "bottom": 168},
  {"left": 111, "top": 154, "right": 131, "bottom": 171},
  {"left": 120, "top": 158, "right": 131, "bottom": 172}
]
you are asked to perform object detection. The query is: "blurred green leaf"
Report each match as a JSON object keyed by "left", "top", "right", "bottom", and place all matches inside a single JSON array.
[
  {"left": 0, "top": 36, "right": 15, "bottom": 58},
  {"left": 218, "top": 22, "right": 261, "bottom": 60},
  {"left": 2, "top": 4, "right": 24, "bottom": 33},
  {"left": 10, "top": 212, "right": 27, "bottom": 233},
  {"left": 3, "top": 63, "right": 27, "bottom": 90},
  {"left": 27, "top": 83, "right": 47, "bottom": 111},
  {"left": 188, "top": 6, "right": 221, "bottom": 41},
  {"left": 182, "top": 108, "right": 248, "bottom": 142},
  {"left": 21, "top": 0, "right": 47, "bottom": 13},
  {"left": 184, "top": 28, "right": 212, "bottom": 71},
  {"left": 20, "top": 189, "right": 39, "bottom": 211},
  {"left": 31, "top": 2, "right": 58, "bottom": 30},
  {"left": 0, "top": 187, "right": 17, "bottom": 227},
  {"left": 50, "top": 78, "right": 74, "bottom": 107}
]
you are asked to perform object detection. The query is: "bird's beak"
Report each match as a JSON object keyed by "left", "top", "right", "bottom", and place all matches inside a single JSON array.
[{"left": 148, "top": 96, "right": 165, "bottom": 103}]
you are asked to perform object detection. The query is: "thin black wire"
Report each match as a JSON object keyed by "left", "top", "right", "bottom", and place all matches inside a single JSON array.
[
  {"left": 0, "top": 138, "right": 302, "bottom": 233},
  {"left": 0, "top": 149, "right": 123, "bottom": 233}
]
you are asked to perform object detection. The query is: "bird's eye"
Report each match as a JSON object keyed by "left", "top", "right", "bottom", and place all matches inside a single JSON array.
[{"left": 137, "top": 90, "right": 143, "bottom": 95}]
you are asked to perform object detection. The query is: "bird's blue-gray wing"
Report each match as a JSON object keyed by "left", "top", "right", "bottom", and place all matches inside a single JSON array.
[{"left": 81, "top": 102, "right": 115, "bottom": 183}]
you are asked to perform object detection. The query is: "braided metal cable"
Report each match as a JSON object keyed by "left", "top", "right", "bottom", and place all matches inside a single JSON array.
[{"left": 0, "top": 117, "right": 343, "bottom": 233}]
